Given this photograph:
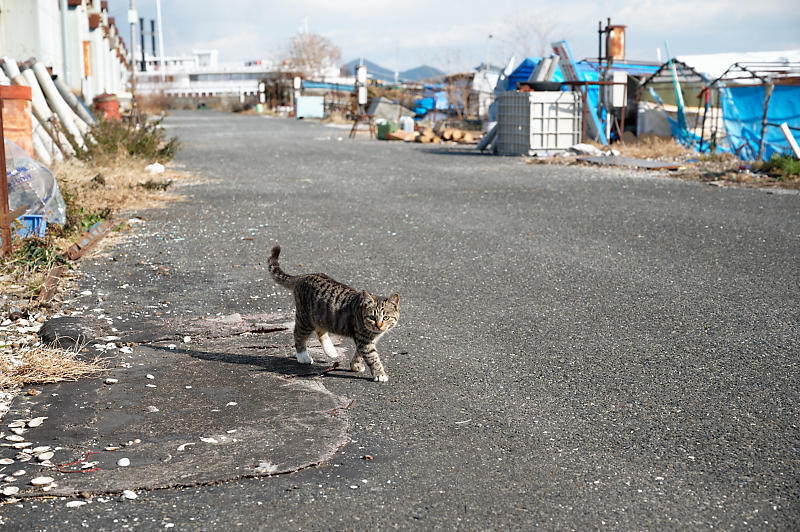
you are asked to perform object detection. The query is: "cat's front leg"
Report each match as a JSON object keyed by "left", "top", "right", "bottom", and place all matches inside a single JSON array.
[
  {"left": 356, "top": 341, "right": 388, "bottom": 382},
  {"left": 350, "top": 352, "right": 366, "bottom": 374}
]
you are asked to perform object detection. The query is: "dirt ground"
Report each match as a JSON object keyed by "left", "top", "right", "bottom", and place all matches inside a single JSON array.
[{"left": 524, "top": 135, "right": 800, "bottom": 190}]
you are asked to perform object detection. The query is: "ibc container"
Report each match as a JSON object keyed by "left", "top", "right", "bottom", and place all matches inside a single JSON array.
[{"left": 496, "top": 91, "right": 582, "bottom": 155}]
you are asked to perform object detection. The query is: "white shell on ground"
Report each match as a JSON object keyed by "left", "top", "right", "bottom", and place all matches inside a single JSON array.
[
  {"left": 1, "top": 485, "right": 19, "bottom": 496},
  {"left": 27, "top": 417, "right": 47, "bottom": 427},
  {"left": 30, "top": 476, "right": 54, "bottom": 486}
]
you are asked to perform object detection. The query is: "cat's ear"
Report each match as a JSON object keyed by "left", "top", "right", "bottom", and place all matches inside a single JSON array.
[
  {"left": 362, "top": 290, "right": 376, "bottom": 305},
  {"left": 389, "top": 293, "right": 399, "bottom": 307}
]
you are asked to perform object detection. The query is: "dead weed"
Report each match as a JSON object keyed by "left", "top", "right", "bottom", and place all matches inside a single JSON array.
[
  {"left": 53, "top": 152, "right": 194, "bottom": 216},
  {"left": 0, "top": 344, "right": 107, "bottom": 390}
]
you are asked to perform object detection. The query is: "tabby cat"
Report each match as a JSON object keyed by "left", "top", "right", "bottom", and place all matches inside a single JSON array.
[{"left": 268, "top": 245, "right": 399, "bottom": 382}]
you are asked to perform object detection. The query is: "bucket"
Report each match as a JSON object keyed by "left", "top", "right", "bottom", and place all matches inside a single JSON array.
[
  {"left": 93, "top": 93, "right": 121, "bottom": 121},
  {"left": 255, "top": 103, "right": 264, "bottom": 113},
  {"left": 0, "top": 86, "right": 33, "bottom": 157}
]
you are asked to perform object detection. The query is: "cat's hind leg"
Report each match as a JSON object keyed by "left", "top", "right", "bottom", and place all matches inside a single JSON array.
[{"left": 293, "top": 318, "right": 314, "bottom": 365}]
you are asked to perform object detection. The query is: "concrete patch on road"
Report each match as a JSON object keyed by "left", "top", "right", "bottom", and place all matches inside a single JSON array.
[{"left": 4, "top": 313, "right": 352, "bottom": 498}]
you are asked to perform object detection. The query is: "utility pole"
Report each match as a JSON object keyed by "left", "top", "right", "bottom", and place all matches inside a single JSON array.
[
  {"left": 156, "top": 0, "right": 165, "bottom": 82},
  {"left": 128, "top": 0, "right": 137, "bottom": 96},
  {"left": 139, "top": 17, "right": 146, "bottom": 72},
  {"left": 60, "top": 0, "right": 71, "bottom": 86}
]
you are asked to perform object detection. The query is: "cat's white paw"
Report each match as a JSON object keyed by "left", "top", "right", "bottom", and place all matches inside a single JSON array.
[
  {"left": 373, "top": 374, "right": 389, "bottom": 382},
  {"left": 295, "top": 350, "right": 313, "bottom": 364},
  {"left": 350, "top": 361, "right": 366, "bottom": 373}
]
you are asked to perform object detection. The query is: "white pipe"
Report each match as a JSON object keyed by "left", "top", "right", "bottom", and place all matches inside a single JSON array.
[
  {"left": 32, "top": 61, "right": 86, "bottom": 149},
  {"left": 15, "top": 64, "right": 75, "bottom": 156},
  {"left": 20, "top": 67, "right": 55, "bottom": 121},
  {"left": 54, "top": 75, "right": 96, "bottom": 124},
  {"left": 52, "top": 74, "right": 91, "bottom": 133},
  {"left": 32, "top": 127, "right": 54, "bottom": 166},
  {"left": 1, "top": 57, "right": 21, "bottom": 79},
  {"left": 32, "top": 113, "right": 63, "bottom": 164}
]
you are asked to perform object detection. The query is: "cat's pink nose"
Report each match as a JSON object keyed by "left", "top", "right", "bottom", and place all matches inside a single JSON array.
[{"left": 376, "top": 321, "right": 383, "bottom": 328}]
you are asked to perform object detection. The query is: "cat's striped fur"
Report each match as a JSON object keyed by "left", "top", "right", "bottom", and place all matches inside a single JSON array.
[{"left": 269, "top": 245, "right": 399, "bottom": 382}]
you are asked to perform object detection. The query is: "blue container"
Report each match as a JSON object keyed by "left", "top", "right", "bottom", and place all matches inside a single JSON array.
[{"left": 17, "top": 214, "right": 47, "bottom": 238}]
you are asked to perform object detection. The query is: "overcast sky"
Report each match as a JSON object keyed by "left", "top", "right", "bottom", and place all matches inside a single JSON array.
[{"left": 111, "top": 0, "right": 800, "bottom": 72}]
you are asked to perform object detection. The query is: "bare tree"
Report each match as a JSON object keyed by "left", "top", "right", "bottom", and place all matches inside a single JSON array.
[
  {"left": 286, "top": 31, "right": 342, "bottom": 78},
  {"left": 507, "top": 14, "right": 561, "bottom": 58}
]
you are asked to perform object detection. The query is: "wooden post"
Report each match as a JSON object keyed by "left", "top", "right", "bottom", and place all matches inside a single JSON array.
[
  {"left": 757, "top": 80, "right": 774, "bottom": 161},
  {"left": 0, "top": 96, "right": 11, "bottom": 258},
  {"left": 581, "top": 83, "right": 588, "bottom": 143}
]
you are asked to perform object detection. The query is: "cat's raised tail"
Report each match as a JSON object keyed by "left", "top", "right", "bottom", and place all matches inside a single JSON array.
[{"left": 269, "top": 245, "right": 297, "bottom": 290}]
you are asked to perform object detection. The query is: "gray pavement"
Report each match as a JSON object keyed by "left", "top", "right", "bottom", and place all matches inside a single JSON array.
[{"left": 1, "top": 111, "right": 798, "bottom": 529}]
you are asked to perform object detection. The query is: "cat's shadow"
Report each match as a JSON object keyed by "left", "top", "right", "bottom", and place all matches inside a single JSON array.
[{"left": 147, "top": 344, "right": 365, "bottom": 380}]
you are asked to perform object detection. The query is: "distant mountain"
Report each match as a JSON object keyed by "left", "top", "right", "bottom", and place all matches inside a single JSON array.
[
  {"left": 400, "top": 65, "right": 445, "bottom": 81},
  {"left": 341, "top": 59, "right": 395, "bottom": 82},
  {"left": 341, "top": 59, "right": 445, "bottom": 83}
]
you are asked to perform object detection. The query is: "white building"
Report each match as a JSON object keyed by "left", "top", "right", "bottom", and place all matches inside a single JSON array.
[
  {"left": 0, "top": 0, "right": 130, "bottom": 104},
  {"left": 136, "top": 49, "right": 349, "bottom": 99}
]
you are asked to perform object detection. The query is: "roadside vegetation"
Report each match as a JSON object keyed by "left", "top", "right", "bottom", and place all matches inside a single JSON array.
[
  {"left": 2, "top": 117, "right": 189, "bottom": 391},
  {"left": 3, "top": 117, "right": 186, "bottom": 298}
]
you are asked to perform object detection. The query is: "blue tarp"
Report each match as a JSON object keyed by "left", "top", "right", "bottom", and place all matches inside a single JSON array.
[
  {"left": 505, "top": 58, "right": 567, "bottom": 88},
  {"left": 719, "top": 84, "right": 800, "bottom": 161},
  {"left": 648, "top": 87, "right": 707, "bottom": 152},
  {"left": 414, "top": 90, "right": 454, "bottom": 117}
]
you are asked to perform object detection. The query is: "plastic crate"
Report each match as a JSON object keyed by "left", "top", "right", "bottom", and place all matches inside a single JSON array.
[
  {"left": 496, "top": 91, "right": 582, "bottom": 155},
  {"left": 16, "top": 214, "right": 47, "bottom": 238}
]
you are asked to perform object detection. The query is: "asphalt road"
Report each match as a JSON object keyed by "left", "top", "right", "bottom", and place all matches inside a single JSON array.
[{"left": 4, "top": 111, "right": 798, "bottom": 529}]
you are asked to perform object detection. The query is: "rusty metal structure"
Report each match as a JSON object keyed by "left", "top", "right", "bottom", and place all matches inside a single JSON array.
[
  {"left": 597, "top": 18, "right": 627, "bottom": 73},
  {"left": 0, "top": 96, "right": 10, "bottom": 257}
]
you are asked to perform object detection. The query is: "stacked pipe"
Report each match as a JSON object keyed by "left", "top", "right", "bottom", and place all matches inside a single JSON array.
[{"left": 0, "top": 56, "right": 98, "bottom": 166}]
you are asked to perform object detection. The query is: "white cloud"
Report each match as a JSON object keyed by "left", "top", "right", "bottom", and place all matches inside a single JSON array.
[{"left": 110, "top": 0, "right": 800, "bottom": 71}]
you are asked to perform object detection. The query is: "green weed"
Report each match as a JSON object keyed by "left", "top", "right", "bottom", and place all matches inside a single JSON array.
[
  {"left": 759, "top": 153, "right": 800, "bottom": 179},
  {"left": 79, "top": 118, "right": 179, "bottom": 163}
]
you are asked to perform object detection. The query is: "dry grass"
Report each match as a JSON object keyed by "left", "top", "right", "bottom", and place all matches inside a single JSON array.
[
  {"left": 53, "top": 151, "right": 194, "bottom": 216},
  {"left": 615, "top": 134, "right": 694, "bottom": 160},
  {"left": 136, "top": 92, "right": 172, "bottom": 114},
  {"left": 0, "top": 344, "right": 107, "bottom": 390},
  {"left": 321, "top": 109, "right": 351, "bottom": 124},
  {"left": 524, "top": 134, "right": 799, "bottom": 189}
]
